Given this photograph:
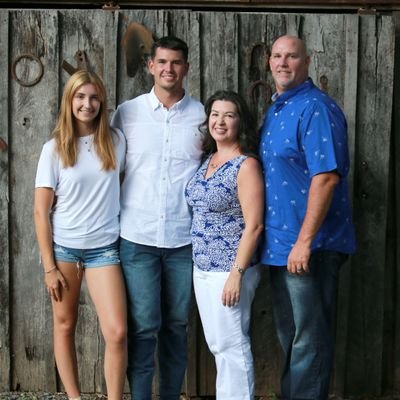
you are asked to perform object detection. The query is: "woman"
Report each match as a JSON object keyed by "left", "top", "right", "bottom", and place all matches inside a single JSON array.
[
  {"left": 34, "top": 70, "right": 127, "bottom": 400},
  {"left": 185, "top": 90, "right": 264, "bottom": 399}
]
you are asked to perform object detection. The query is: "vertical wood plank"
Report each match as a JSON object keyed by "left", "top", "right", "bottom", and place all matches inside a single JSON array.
[
  {"left": 393, "top": 13, "right": 400, "bottom": 393},
  {"left": 200, "top": 11, "right": 239, "bottom": 100},
  {"left": 342, "top": 14, "right": 359, "bottom": 193},
  {"left": 0, "top": 9, "right": 10, "bottom": 392},
  {"left": 10, "top": 9, "right": 59, "bottom": 391},
  {"left": 286, "top": 14, "right": 302, "bottom": 37},
  {"left": 374, "top": 14, "right": 397, "bottom": 395},
  {"left": 103, "top": 10, "right": 119, "bottom": 112},
  {"left": 346, "top": 14, "right": 395, "bottom": 396},
  {"left": 334, "top": 13, "right": 359, "bottom": 397}
]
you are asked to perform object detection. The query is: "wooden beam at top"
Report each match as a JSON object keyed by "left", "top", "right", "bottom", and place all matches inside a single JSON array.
[{"left": 1, "top": 0, "right": 400, "bottom": 10}]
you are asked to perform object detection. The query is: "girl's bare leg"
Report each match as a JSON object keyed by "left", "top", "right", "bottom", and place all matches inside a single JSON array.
[
  {"left": 51, "top": 261, "right": 83, "bottom": 398},
  {"left": 85, "top": 265, "right": 127, "bottom": 400}
]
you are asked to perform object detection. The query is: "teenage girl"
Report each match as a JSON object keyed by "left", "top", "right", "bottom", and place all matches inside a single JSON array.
[{"left": 34, "top": 70, "right": 127, "bottom": 400}]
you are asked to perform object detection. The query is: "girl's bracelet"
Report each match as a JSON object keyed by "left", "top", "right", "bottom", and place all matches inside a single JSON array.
[{"left": 45, "top": 266, "right": 57, "bottom": 274}]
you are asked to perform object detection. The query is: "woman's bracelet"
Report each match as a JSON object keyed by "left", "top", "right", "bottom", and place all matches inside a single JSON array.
[
  {"left": 45, "top": 266, "right": 57, "bottom": 274},
  {"left": 232, "top": 263, "right": 245, "bottom": 275}
]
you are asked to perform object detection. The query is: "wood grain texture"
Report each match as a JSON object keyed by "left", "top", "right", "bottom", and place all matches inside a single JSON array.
[
  {"left": 200, "top": 11, "right": 239, "bottom": 99},
  {"left": 334, "top": 13, "right": 359, "bottom": 397},
  {"left": 9, "top": 9, "right": 59, "bottom": 392},
  {"left": 392, "top": 13, "right": 400, "bottom": 392},
  {"left": 0, "top": 8, "right": 10, "bottom": 393},
  {"left": 346, "top": 14, "right": 395, "bottom": 396}
]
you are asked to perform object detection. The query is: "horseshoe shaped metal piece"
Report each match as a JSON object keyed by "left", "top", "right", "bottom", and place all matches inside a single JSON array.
[
  {"left": 11, "top": 53, "right": 44, "bottom": 87},
  {"left": 62, "top": 50, "right": 90, "bottom": 76}
]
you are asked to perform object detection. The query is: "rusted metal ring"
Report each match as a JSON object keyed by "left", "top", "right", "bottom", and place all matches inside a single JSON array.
[{"left": 11, "top": 54, "right": 44, "bottom": 87}]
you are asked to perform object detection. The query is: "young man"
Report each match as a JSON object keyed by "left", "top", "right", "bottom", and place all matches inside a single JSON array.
[
  {"left": 111, "top": 36, "right": 205, "bottom": 400},
  {"left": 259, "top": 35, "right": 356, "bottom": 399}
]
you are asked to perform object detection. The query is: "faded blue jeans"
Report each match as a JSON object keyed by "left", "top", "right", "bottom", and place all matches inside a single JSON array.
[
  {"left": 269, "top": 251, "right": 348, "bottom": 400},
  {"left": 120, "top": 238, "right": 193, "bottom": 400}
]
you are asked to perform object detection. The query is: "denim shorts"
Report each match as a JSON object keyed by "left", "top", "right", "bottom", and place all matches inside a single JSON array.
[{"left": 53, "top": 240, "right": 120, "bottom": 268}]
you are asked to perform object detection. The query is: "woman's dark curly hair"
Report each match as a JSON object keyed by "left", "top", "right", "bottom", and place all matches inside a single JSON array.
[{"left": 201, "top": 90, "right": 259, "bottom": 156}]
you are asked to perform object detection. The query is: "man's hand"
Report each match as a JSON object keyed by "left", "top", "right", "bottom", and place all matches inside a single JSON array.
[
  {"left": 287, "top": 242, "right": 311, "bottom": 274},
  {"left": 287, "top": 172, "right": 339, "bottom": 275}
]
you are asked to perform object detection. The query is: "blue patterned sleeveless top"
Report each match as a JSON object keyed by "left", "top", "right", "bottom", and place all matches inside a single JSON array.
[{"left": 185, "top": 154, "right": 248, "bottom": 272}]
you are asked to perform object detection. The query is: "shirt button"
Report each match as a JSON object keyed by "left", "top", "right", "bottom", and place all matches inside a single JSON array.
[{"left": 274, "top": 112, "right": 278, "bottom": 116}]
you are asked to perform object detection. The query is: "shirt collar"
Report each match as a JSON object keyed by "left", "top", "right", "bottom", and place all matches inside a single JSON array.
[
  {"left": 272, "top": 78, "right": 314, "bottom": 104},
  {"left": 149, "top": 87, "right": 189, "bottom": 112}
]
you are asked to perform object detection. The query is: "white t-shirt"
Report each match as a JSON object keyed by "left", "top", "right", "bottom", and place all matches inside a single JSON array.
[
  {"left": 111, "top": 88, "right": 205, "bottom": 248},
  {"left": 35, "top": 129, "right": 126, "bottom": 249}
]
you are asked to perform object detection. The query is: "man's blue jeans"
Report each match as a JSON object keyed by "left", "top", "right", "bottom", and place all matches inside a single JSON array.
[
  {"left": 269, "top": 251, "right": 347, "bottom": 400},
  {"left": 120, "top": 238, "right": 193, "bottom": 400}
]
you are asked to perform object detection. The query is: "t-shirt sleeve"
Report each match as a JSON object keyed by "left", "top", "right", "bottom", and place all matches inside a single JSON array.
[
  {"left": 300, "top": 101, "right": 350, "bottom": 178},
  {"left": 112, "top": 127, "right": 126, "bottom": 172},
  {"left": 110, "top": 106, "right": 123, "bottom": 131},
  {"left": 35, "top": 141, "right": 59, "bottom": 189}
]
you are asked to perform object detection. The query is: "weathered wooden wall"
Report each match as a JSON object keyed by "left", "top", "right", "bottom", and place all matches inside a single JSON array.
[
  {"left": 2, "top": 0, "right": 400, "bottom": 10},
  {"left": 388, "top": 11, "right": 400, "bottom": 394},
  {"left": 0, "top": 8, "right": 398, "bottom": 398}
]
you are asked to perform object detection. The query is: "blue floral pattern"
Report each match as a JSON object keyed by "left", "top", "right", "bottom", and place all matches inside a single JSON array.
[{"left": 185, "top": 155, "right": 247, "bottom": 272}]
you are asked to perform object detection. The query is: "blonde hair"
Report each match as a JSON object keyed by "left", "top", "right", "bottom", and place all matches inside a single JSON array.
[{"left": 52, "top": 70, "right": 116, "bottom": 170}]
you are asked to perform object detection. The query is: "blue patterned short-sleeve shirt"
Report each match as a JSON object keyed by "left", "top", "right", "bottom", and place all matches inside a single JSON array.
[
  {"left": 185, "top": 155, "right": 248, "bottom": 272},
  {"left": 259, "top": 79, "right": 356, "bottom": 266}
]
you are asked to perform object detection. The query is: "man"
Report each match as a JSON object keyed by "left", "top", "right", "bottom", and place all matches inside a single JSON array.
[
  {"left": 111, "top": 36, "right": 205, "bottom": 400},
  {"left": 259, "top": 35, "right": 356, "bottom": 399}
]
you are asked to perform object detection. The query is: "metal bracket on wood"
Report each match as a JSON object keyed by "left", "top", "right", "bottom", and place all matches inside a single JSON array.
[
  {"left": 358, "top": 7, "right": 377, "bottom": 15},
  {"left": 247, "top": 42, "right": 270, "bottom": 74},
  {"left": 0, "top": 138, "right": 7, "bottom": 152},
  {"left": 102, "top": 1, "right": 120, "bottom": 10},
  {"left": 247, "top": 42, "right": 272, "bottom": 110},
  {"left": 319, "top": 75, "right": 329, "bottom": 92},
  {"left": 249, "top": 80, "right": 272, "bottom": 110},
  {"left": 62, "top": 50, "right": 90, "bottom": 76}
]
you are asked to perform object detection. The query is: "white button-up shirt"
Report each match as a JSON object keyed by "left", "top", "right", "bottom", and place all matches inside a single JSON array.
[{"left": 111, "top": 88, "right": 205, "bottom": 248}]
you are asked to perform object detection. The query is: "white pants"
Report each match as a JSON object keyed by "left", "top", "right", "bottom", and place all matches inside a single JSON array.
[{"left": 193, "top": 265, "right": 261, "bottom": 400}]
